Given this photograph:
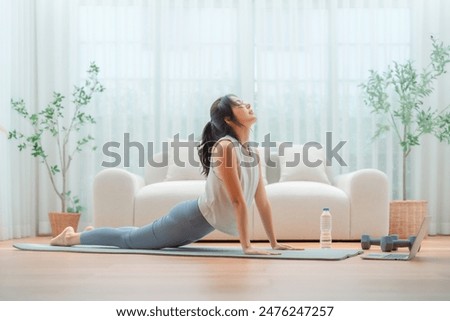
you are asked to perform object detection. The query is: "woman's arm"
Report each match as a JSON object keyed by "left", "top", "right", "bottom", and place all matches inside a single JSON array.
[
  {"left": 213, "top": 140, "right": 276, "bottom": 255},
  {"left": 254, "top": 168, "right": 277, "bottom": 247},
  {"left": 254, "top": 151, "right": 301, "bottom": 251}
]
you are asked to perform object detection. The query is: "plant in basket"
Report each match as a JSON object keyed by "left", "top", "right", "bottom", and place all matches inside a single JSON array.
[
  {"left": 360, "top": 36, "right": 450, "bottom": 238},
  {"left": 8, "top": 63, "right": 105, "bottom": 236}
]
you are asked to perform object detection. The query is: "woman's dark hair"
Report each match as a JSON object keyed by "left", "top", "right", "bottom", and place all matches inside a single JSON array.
[{"left": 198, "top": 94, "right": 242, "bottom": 176}]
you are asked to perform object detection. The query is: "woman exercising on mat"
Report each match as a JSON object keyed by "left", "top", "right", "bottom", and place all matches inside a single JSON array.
[{"left": 51, "top": 94, "right": 296, "bottom": 255}]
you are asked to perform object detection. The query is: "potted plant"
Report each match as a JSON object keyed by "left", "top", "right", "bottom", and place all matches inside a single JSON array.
[
  {"left": 360, "top": 36, "right": 450, "bottom": 238},
  {"left": 8, "top": 62, "right": 105, "bottom": 237}
]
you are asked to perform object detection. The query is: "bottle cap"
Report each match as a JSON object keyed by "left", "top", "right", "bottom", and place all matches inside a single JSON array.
[{"left": 323, "top": 207, "right": 329, "bottom": 211}]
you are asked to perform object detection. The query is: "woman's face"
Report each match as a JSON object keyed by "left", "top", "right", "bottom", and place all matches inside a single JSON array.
[{"left": 229, "top": 96, "right": 257, "bottom": 127}]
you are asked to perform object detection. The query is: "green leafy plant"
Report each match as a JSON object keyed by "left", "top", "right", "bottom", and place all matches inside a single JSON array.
[
  {"left": 360, "top": 36, "right": 450, "bottom": 200},
  {"left": 8, "top": 62, "right": 105, "bottom": 213}
]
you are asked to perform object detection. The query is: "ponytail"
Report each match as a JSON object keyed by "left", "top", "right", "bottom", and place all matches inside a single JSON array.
[
  {"left": 198, "top": 121, "right": 216, "bottom": 176},
  {"left": 198, "top": 95, "right": 243, "bottom": 176}
]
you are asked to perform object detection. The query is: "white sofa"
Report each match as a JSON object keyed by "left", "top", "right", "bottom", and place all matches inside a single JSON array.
[{"left": 93, "top": 145, "right": 389, "bottom": 241}]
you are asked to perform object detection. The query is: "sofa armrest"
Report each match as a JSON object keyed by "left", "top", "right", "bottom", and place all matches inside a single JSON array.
[
  {"left": 333, "top": 169, "right": 389, "bottom": 239},
  {"left": 93, "top": 168, "right": 145, "bottom": 227}
]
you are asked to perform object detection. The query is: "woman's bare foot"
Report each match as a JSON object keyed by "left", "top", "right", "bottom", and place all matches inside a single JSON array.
[
  {"left": 84, "top": 226, "right": 94, "bottom": 231},
  {"left": 50, "top": 226, "right": 77, "bottom": 246}
]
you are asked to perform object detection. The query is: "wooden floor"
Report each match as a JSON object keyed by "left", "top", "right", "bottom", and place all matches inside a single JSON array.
[{"left": 0, "top": 235, "right": 449, "bottom": 301}]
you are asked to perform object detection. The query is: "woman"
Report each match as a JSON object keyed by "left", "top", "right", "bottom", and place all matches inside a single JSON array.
[{"left": 51, "top": 94, "right": 295, "bottom": 255}]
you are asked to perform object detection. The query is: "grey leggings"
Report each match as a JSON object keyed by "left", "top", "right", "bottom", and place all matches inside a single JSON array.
[{"left": 80, "top": 199, "right": 214, "bottom": 249}]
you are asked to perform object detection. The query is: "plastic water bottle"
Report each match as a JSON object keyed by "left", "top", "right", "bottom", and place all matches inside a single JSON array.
[{"left": 320, "top": 208, "right": 332, "bottom": 248}]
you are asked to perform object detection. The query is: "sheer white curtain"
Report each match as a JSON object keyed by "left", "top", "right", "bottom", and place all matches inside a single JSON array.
[
  {"left": 1, "top": 0, "right": 38, "bottom": 240},
  {"left": 0, "top": 0, "right": 13, "bottom": 240},
  {"left": 2, "top": 0, "right": 449, "bottom": 239},
  {"left": 254, "top": 0, "right": 411, "bottom": 181},
  {"left": 410, "top": 0, "right": 450, "bottom": 234}
]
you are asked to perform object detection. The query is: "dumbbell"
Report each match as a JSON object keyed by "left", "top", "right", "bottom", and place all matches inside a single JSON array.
[
  {"left": 380, "top": 235, "right": 416, "bottom": 252},
  {"left": 360, "top": 234, "right": 397, "bottom": 250}
]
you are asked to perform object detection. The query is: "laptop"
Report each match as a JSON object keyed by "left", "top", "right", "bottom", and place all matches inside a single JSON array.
[{"left": 361, "top": 216, "right": 430, "bottom": 261}]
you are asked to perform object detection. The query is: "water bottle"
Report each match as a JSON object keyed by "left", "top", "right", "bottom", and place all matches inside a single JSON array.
[{"left": 320, "top": 208, "right": 332, "bottom": 248}]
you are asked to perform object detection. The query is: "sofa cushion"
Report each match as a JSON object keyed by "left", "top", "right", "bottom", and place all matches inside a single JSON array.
[
  {"left": 278, "top": 144, "right": 331, "bottom": 184},
  {"left": 259, "top": 181, "right": 350, "bottom": 240},
  {"left": 165, "top": 140, "right": 205, "bottom": 181}
]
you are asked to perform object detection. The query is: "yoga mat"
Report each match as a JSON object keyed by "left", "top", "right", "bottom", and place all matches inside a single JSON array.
[{"left": 13, "top": 243, "right": 362, "bottom": 261}]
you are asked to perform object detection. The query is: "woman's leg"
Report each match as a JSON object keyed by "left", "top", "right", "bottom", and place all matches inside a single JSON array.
[
  {"left": 79, "top": 226, "right": 138, "bottom": 248},
  {"left": 124, "top": 199, "right": 214, "bottom": 249},
  {"left": 50, "top": 226, "right": 137, "bottom": 247},
  {"left": 50, "top": 199, "right": 214, "bottom": 249}
]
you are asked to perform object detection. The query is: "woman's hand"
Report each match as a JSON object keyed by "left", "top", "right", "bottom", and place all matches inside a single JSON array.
[
  {"left": 243, "top": 247, "right": 281, "bottom": 255},
  {"left": 271, "top": 242, "right": 304, "bottom": 251}
]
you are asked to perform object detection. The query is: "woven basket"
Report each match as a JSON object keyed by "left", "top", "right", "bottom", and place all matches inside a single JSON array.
[
  {"left": 48, "top": 212, "right": 81, "bottom": 237},
  {"left": 389, "top": 200, "right": 428, "bottom": 239}
]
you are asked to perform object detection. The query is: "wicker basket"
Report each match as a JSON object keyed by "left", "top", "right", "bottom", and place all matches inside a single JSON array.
[
  {"left": 389, "top": 200, "right": 428, "bottom": 239},
  {"left": 48, "top": 212, "right": 81, "bottom": 237}
]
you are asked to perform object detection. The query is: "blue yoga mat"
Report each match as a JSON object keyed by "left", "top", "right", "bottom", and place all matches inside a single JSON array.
[{"left": 13, "top": 243, "right": 362, "bottom": 260}]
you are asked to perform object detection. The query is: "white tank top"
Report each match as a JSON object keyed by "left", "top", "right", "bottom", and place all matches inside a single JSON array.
[{"left": 197, "top": 135, "right": 260, "bottom": 236}]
